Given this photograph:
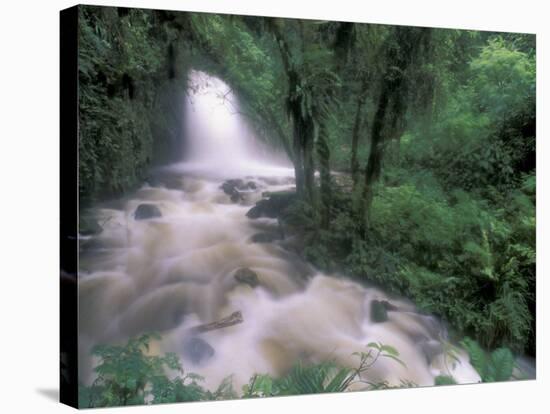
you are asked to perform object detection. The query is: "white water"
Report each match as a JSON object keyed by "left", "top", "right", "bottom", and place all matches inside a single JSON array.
[{"left": 78, "top": 71, "right": 481, "bottom": 392}]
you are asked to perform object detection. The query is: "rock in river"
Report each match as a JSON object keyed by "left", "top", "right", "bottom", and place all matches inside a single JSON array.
[
  {"left": 183, "top": 337, "right": 215, "bottom": 365},
  {"left": 234, "top": 268, "right": 260, "bottom": 288},
  {"left": 246, "top": 191, "right": 296, "bottom": 219},
  {"left": 370, "top": 299, "right": 398, "bottom": 323},
  {"left": 221, "top": 179, "right": 257, "bottom": 203},
  {"left": 134, "top": 203, "right": 162, "bottom": 220}
]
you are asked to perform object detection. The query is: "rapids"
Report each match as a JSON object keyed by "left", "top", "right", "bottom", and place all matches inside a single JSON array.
[{"left": 78, "top": 70, "right": 481, "bottom": 392}]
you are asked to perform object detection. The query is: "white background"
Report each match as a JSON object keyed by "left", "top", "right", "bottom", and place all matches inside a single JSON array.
[{"left": 0, "top": 0, "right": 547, "bottom": 412}]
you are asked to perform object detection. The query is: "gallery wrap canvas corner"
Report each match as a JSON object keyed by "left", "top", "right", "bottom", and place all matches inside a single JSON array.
[{"left": 60, "top": 3, "right": 536, "bottom": 409}]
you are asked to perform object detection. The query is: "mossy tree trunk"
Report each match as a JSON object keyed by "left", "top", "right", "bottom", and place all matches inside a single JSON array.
[
  {"left": 351, "top": 78, "right": 368, "bottom": 189},
  {"left": 362, "top": 27, "right": 430, "bottom": 232},
  {"left": 269, "top": 20, "right": 316, "bottom": 205}
]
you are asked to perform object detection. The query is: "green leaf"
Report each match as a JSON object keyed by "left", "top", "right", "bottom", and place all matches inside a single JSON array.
[
  {"left": 380, "top": 344, "right": 399, "bottom": 357},
  {"left": 490, "top": 348, "right": 515, "bottom": 381}
]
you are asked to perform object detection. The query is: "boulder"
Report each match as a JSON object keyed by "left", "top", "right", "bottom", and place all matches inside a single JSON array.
[
  {"left": 246, "top": 191, "right": 296, "bottom": 219},
  {"left": 221, "top": 179, "right": 243, "bottom": 202},
  {"left": 183, "top": 337, "right": 215, "bottom": 365},
  {"left": 234, "top": 268, "right": 260, "bottom": 288},
  {"left": 134, "top": 203, "right": 162, "bottom": 220},
  {"left": 370, "top": 300, "right": 397, "bottom": 323},
  {"left": 221, "top": 179, "right": 258, "bottom": 203}
]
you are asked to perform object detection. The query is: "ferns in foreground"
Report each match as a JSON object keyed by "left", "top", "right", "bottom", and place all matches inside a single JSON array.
[
  {"left": 79, "top": 335, "right": 409, "bottom": 407},
  {"left": 461, "top": 337, "right": 518, "bottom": 382},
  {"left": 243, "top": 341, "right": 408, "bottom": 398},
  {"left": 79, "top": 334, "right": 527, "bottom": 407}
]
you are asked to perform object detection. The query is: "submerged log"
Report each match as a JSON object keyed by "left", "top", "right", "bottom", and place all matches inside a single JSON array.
[{"left": 188, "top": 311, "right": 244, "bottom": 334}]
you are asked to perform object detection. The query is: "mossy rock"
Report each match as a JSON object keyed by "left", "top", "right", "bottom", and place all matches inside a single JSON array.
[
  {"left": 370, "top": 300, "right": 400, "bottom": 323},
  {"left": 234, "top": 268, "right": 260, "bottom": 288},
  {"left": 246, "top": 191, "right": 296, "bottom": 219},
  {"left": 134, "top": 204, "right": 162, "bottom": 220},
  {"left": 221, "top": 179, "right": 258, "bottom": 203}
]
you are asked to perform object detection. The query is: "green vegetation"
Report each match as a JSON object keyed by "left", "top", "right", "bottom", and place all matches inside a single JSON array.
[
  {"left": 78, "top": 333, "right": 237, "bottom": 407},
  {"left": 79, "top": 335, "right": 408, "bottom": 408},
  {"left": 79, "top": 334, "right": 525, "bottom": 407},
  {"left": 276, "top": 30, "right": 535, "bottom": 355},
  {"left": 79, "top": 334, "right": 522, "bottom": 406},
  {"left": 461, "top": 337, "right": 517, "bottom": 382},
  {"left": 78, "top": 7, "right": 187, "bottom": 203}
]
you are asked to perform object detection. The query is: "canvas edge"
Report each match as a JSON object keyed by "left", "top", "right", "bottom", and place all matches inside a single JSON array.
[{"left": 60, "top": 4, "right": 79, "bottom": 409}]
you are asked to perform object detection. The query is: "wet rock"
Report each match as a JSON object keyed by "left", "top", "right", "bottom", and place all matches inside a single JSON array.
[
  {"left": 234, "top": 268, "right": 260, "bottom": 288},
  {"left": 172, "top": 308, "right": 186, "bottom": 327},
  {"left": 183, "top": 337, "right": 215, "bottom": 365},
  {"left": 221, "top": 179, "right": 257, "bottom": 203},
  {"left": 79, "top": 215, "right": 103, "bottom": 236},
  {"left": 370, "top": 300, "right": 397, "bottom": 323},
  {"left": 246, "top": 191, "right": 296, "bottom": 219},
  {"left": 134, "top": 203, "right": 162, "bottom": 220},
  {"left": 221, "top": 179, "right": 242, "bottom": 202}
]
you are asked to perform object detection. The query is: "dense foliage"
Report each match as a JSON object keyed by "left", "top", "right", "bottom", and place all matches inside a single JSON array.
[
  {"left": 275, "top": 30, "right": 535, "bottom": 355},
  {"left": 461, "top": 337, "right": 517, "bottom": 382},
  {"left": 78, "top": 7, "right": 188, "bottom": 203}
]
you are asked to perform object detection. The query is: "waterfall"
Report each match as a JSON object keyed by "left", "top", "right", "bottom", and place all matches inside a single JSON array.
[{"left": 181, "top": 70, "right": 291, "bottom": 178}]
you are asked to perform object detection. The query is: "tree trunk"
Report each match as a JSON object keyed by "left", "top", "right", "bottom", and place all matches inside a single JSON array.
[
  {"left": 269, "top": 21, "right": 311, "bottom": 200},
  {"left": 361, "top": 27, "right": 428, "bottom": 233},
  {"left": 351, "top": 78, "right": 368, "bottom": 188},
  {"left": 317, "top": 123, "right": 332, "bottom": 229},
  {"left": 362, "top": 83, "right": 390, "bottom": 231}
]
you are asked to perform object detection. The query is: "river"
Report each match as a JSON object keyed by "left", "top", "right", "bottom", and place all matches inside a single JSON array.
[{"left": 78, "top": 70, "right": 481, "bottom": 392}]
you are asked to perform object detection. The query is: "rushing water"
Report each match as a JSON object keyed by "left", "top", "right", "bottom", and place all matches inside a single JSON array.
[{"left": 78, "top": 71, "right": 482, "bottom": 392}]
